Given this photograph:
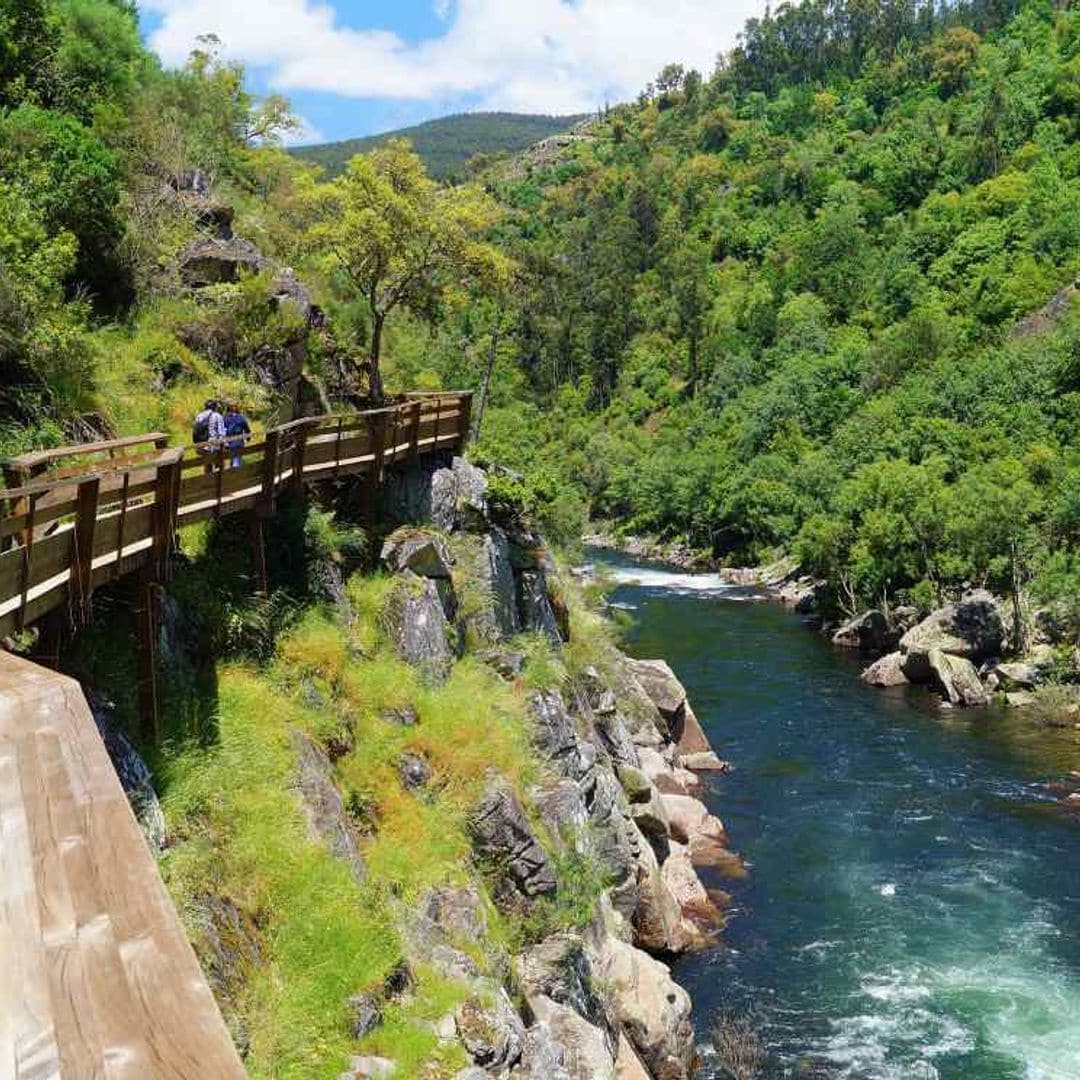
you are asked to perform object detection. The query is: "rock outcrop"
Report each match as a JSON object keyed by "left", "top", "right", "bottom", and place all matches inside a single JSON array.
[
  {"left": 290, "top": 730, "right": 365, "bottom": 880},
  {"left": 832, "top": 609, "right": 890, "bottom": 652},
  {"left": 383, "top": 571, "right": 455, "bottom": 681},
  {"left": 470, "top": 777, "right": 558, "bottom": 907},
  {"left": 898, "top": 590, "right": 1003, "bottom": 682},
  {"left": 304, "top": 457, "right": 737, "bottom": 1077}
]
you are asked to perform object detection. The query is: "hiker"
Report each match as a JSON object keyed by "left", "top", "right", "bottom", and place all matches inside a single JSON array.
[
  {"left": 193, "top": 399, "right": 225, "bottom": 472},
  {"left": 223, "top": 402, "right": 251, "bottom": 468}
]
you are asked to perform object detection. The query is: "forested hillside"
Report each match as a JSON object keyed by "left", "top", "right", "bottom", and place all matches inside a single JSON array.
[
  {"left": 293, "top": 111, "right": 587, "bottom": 179},
  {"left": 411, "top": 0, "right": 1080, "bottom": 628}
]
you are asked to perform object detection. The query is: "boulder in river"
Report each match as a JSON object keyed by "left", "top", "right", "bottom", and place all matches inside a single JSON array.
[
  {"left": 832, "top": 610, "right": 889, "bottom": 652},
  {"left": 899, "top": 591, "right": 1003, "bottom": 682},
  {"left": 928, "top": 649, "right": 989, "bottom": 707},
  {"left": 861, "top": 651, "right": 909, "bottom": 688},
  {"left": 993, "top": 661, "right": 1042, "bottom": 691}
]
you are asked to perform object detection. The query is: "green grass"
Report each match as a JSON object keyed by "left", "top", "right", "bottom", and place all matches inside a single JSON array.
[
  {"left": 148, "top": 549, "right": 604, "bottom": 1077},
  {"left": 159, "top": 667, "right": 403, "bottom": 1079}
]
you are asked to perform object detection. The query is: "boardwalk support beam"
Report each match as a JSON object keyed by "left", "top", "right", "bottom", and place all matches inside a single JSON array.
[{"left": 136, "top": 578, "right": 159, "bottom": 744}]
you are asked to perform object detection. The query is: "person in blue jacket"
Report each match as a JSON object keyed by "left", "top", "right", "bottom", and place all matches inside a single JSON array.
[{"left": 222, "top": 402, "right": 251, "bottom": 468}]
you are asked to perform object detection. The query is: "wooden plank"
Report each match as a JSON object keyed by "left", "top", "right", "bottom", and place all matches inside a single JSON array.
[
  {"left": 177, "top": 473, "right": 218, "bottom": 513},
  {"left": 220, "top": 460, "right": 263, "bottom": 497},
  {"left": 136, "top": 582, "right": 159, "bottom": 745},
  {"left": 0, "top": 652, "right": 246, "bottom": 1079},
  {"left": 27, "top": 532, "right": 74, "bottom": 592},
  {"left": 93, "top": 506, "right": 153, "bottom": 561}
]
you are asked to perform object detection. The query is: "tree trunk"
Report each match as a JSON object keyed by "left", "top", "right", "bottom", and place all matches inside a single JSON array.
[
  {"left": 1010, "top": 540, "right": 1026, "bottom": 656},
  {"left": 474, "top": 324, "right": 501, "bottom": 442},
  {"left": 369, "top": 313, "right": 385, "bottom": 402}
]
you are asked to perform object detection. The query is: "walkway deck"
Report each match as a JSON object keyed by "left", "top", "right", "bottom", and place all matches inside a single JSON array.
[
  {"left": 0, "top": 650, "right": 246, "bottom": 1078},
  {"left": 0, "top": 392, "right": 471, "bottom": 1077}
]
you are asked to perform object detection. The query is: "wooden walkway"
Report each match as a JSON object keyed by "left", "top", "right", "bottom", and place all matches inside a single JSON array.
[
  {"left": 0, "top": 393, "right": 471, "bottom": 639},
  {"left": 0, "top": 650, "right": 246, "bottom": 1078},
  {"left": 0, "top": 391, "right": 471, "bottom": 1078}
]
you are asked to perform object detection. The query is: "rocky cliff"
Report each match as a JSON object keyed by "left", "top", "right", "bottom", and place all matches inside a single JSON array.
[{"left": 329, "top": 453, "right": 738, "bottom": 1079}]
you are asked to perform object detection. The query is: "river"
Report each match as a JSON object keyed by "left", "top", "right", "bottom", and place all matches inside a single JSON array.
[{"left": 601, "top": 555, "right": 1080, "bottom": 1080}]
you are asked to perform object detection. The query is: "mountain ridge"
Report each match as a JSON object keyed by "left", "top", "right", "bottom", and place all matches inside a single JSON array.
[{"left": 291, "top": 110, "right": 589, "bottom": 178}]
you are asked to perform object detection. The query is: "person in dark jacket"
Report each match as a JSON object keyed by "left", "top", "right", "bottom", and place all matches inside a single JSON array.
[
  {"left": 222, "top": 402, "right": 251, "bottom": 468},
  {"left": 193, "top": 399, "right": 225, "bottom": 473}
]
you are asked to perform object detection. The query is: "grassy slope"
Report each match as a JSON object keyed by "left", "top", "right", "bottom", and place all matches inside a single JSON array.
[
  {"left": 292, "top": 112, "right": 587, "bottom": 179},
  {"left": 145, "top": 553, "right": 611, "bottom": 1078}
]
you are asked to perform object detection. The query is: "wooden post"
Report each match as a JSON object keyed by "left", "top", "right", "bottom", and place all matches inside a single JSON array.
[
  {"left": 3, "top": 462, "right": 30, "bottom": 552},
  {"left": 114, "top": 472, "right": 130, "bottom": 581},
  {"left": 372, "top": 410, "right": 388, "bottom": 482},
  {"left": 251, "top": 514, "right": 269, "bottom": 597},
  {"left": 72, "top": 476, "right": 100, "bottom": 626},
  {"left": 136, "top": 579, "right": 160, "bottom": 745},
  {"left": 332, "top": 416, "right": 345, "bottom": 480},
  {"left": 459, "top": 392, "right": 474, "bottom": 453},
  {"left": 214, "top": 443, "right": 225, "bottom": 517},
  {"left": 410, "top": 399, "right": 422, "bottom": 459},
  {"left": 260, "top": 428, "right": 281, "bottom": 517},
  {"left": 152, "top": 457, "right": 181, "bottom": 583},
  {"left": 292, "top": 422, "right": 311, "bottom": 494},
  {"left": 15, "top": 492, "right": 37, "bottom": 633}
]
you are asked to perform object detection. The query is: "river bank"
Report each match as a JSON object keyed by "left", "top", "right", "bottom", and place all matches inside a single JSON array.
[{"left": 601, "top": 551, "right": 1080, "bottom": 1078}]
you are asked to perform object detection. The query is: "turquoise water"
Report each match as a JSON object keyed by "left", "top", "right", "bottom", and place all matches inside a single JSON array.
[{"left": 603, "top": 557, "right": 1080, "bottom": 1080}]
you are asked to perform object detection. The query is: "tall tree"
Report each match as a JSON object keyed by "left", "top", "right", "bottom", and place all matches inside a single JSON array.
[{"left": 309, "top": 139, "right": 510, "bottom": 399}]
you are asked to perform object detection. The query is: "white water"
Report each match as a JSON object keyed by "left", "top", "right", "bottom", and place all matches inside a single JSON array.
[{"left": 601, "top": 563, "right": 769, "bottom": 599}]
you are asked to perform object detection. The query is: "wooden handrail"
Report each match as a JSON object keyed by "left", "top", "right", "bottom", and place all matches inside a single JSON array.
[
  {"left": 0, "top": 448, "right": 186, "bottom": 501},
  {"left": 0, "top": 394, "right": 469, "bottom": 638},
  {"left": 5, "top": 432, "right": 169, "bottom": 469}
]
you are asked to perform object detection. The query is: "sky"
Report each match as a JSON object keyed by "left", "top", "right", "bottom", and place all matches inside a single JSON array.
[{"left": 140, "top": 0, "right": 769, "bottom": 146}]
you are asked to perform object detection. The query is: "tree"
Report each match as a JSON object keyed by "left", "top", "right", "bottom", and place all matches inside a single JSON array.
[{"left": 309, "top": 140, "right": 510, "bottom": 399}]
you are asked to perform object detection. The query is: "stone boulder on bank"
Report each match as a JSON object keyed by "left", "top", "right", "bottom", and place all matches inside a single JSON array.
[
  {"left": 832, "top": 609, "right": 890, "bottom": 652},
  {"left": 592, "top": 935, "right": 694, "bottom": 1080},
  {"left": 899, "top": 590, "right": 1003, "bottom": 682},
  {"left": 626, "top": 657, "right": 713, "bottom": 758},
  {"left": 861, "top": 651, "right": 909, "bottom": 687},
  {"left": 928, "top": 649, "right": 988, "bottom": 707}
]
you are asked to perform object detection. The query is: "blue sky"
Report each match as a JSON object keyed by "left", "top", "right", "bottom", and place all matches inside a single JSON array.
[{"left": 140, "top": 1, "right": 767, "bottom": 145}]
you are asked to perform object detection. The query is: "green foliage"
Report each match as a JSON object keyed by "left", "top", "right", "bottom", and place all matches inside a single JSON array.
[
  {"left": 375, "top": 0, "right": 1080, "bottom": 614},
  {"left": 0, "top": 103, "right": 124, "bottom": 295},
  {"left": 293, "top": 111, "right": 587, "bottom": 180},
  {"left": 305, "top": 139, "right": 511, "bottom": 396}
]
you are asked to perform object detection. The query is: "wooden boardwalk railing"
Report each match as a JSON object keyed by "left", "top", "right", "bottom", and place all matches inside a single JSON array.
[{"left": 0, "top": 392, "right": 472, "bottom": 642}]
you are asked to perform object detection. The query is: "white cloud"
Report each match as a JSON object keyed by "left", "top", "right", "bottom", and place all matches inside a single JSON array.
[
  {"left": 282, "top": 113, "right": 325, "bottom": 145},
  {"left": 144, "top": 0, "right": 767, "bottom": 116}
]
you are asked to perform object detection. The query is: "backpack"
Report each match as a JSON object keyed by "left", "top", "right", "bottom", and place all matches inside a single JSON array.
[
  {"left": 193, "top": 410, "right": 212, "bottom": 444},
  {"left": 224, "top": 413, "right": 249, "bottom": 439}
]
